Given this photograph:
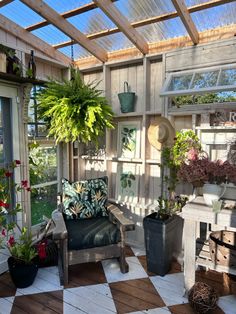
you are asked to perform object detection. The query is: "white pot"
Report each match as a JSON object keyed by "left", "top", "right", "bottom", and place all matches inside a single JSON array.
[{"left": 203, "top": 183, "right": 226, "bottom": 207}]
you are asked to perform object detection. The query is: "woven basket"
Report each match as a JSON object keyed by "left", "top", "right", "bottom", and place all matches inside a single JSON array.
[
  {"left": 188, "top": 282, "right": 218, "bottom": 314},
  {"left": 209, "top": 230, "right": 236, "bottom": 267}
]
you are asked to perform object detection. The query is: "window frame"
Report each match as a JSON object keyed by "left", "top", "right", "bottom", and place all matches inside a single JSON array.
[{"left": 160, "top": 63, "right": 236, "bottom": 97}]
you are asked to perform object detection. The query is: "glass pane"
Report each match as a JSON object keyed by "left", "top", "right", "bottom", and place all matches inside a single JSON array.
[
  {"left": 168, "top": 74, "right": 192, "bottom": 91},
  {"left": 191, "top": 71, "right": 218, "bottom": 89},
  {"left": 28, "top": 99, "right": 35, "bottom": 122},
  {"left": 0, "top": 128, "right": 3, "bottom": 163},
  {"left": 29, "top": 144, "right": 57, "bottom": 185},
  {"left": 31, "top": 183, "right": 57, "bottom": 225},
  {"left": 219, "top": 69, "right": 236, "bottom": 86},
  {"left": 37, "top": 124, "right": 48, "bottom": 137},
  {"left": 28, "top": 124, "right": 36, "bottom": 137}
]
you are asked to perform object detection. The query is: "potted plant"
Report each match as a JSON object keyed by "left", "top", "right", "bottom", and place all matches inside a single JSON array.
[
  {"left": 178, "top": 156, "right": 236, "bottom": 205},
  {"left": 0, "top": 160, "right": 39, "bottom": 288},
  {"left": 36, "top": 68, "right": 114, "bottom": 144},
  {"left": 143, "top": 129, "right": 201, "bottom": 276},
  {"left": 143, "top": 195, "right": 187, "bottom": 275}
]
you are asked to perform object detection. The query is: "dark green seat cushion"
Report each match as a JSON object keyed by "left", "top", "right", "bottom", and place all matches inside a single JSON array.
[
  {"left": 65, "top": 217, "right": 121, "bottom": 250},
  {"left": 62, "top": 176, "right": 108, "bottom": 220}
]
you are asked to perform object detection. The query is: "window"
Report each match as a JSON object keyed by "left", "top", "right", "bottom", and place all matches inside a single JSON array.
[
  {"left": 28, "top": 86, "right": 58, "bottom": 226},
  {"left": 0, "top": 97, "right": 12, "bottom": 164},
  {"left": 161, "top": 64, "right": 236, "bottom": 97}
]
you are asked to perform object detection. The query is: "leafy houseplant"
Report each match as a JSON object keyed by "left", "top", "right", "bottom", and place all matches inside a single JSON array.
[
  {"left": 36, "top": 68, "right": 114, "bottom": 144},
  {"left": 0, "top": 161, "right": 39, "bottom": 287}
]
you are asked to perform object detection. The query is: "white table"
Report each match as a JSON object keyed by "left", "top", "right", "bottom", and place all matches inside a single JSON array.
[{"left": 182, "top": 196, "right": 236, "bottom": 292}]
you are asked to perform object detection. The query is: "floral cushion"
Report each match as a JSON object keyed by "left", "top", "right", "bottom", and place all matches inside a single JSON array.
[{"left": 62, "top": 177, "right": 108, "bottom": 220}]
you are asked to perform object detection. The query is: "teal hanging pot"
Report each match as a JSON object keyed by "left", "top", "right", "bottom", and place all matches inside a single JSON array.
[{"left": 118, "top": 81, "right": 135, "bottom": 113}]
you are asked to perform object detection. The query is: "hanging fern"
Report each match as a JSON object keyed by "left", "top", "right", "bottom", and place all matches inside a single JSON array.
[{"left": 36, "top": 69, "right": 114, "bottom": 144}]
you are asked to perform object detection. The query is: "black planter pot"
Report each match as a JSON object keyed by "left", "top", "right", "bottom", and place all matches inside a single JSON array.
[
  {"left": 143, "top": 213, "right": 178, "bottom": 276},
  {"left": 8, "top": 257, "right": 38, "bottom": 288}
]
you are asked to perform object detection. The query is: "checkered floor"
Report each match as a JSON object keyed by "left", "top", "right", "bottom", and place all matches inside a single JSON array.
[{"left": 0, "top": 246, "right": 236, "bottom": 313}]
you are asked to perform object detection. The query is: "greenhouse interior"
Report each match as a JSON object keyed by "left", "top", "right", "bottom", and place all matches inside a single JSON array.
[{"left": 0, "top": 0, "right": 236, "bottom": 313}]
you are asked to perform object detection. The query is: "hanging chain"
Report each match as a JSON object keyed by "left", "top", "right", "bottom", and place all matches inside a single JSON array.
[{"left": 71, "top": 39, "right": 74, "bottom": 64}]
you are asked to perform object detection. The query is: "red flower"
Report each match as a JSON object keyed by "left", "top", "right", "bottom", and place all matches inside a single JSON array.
[
  {"left": 15, "top": 160, "right": 21, "bottom": 165},
  {"left": 26, "top": 187, "right": 31, "bottom": 192},
  {"left": 0, "top": 201, "right": 9, "bottom": 208},
  {"left": 21, "top": 180, "right": 28, "bottom": 188},
  {"left": 8, "top": 236, "right": 15, "bottom": 247},
  {"left": 5, "top": 171, "right": 12, "bottom": 177},
  {"left": 1, "top": 229, "right": 6, "bottom": 236},
  {"left": 37, "top": 242, "right": 47, "bottom": 260}
]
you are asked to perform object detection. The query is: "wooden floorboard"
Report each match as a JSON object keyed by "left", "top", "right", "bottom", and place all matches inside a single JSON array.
[
  {"left": 110, "top": 278, "right": 165, "bottom": 313},
  {"left": 12, "top": 291, "right": 63, "bottom": 314},
  {"left": 0, "top": 272, "right": 16, "bottom": 297}
]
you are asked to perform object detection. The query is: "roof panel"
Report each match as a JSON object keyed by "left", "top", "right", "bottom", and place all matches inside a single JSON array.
[
  {"left": 0, "top": 0, "right": 44, "bottom": 27},
  {"left": 44, "top": 0, "right": 92, "bottom": 14},
  {"left": 32, "top": 25, "right": 71, "bottom": 45},
  {"left": 191, "top": 2, "right": 236, "bottom": 31},
  {"left": 94, "top": 32, "right": 134, "bottom": 52},
  {"left": 114, "top": 0, "right": 175, "bottom": 22},
  {"left": 68, "top": 7, "right": 116, "bottom": 35},
  {"left": 138, "top": 17, "right": 188, "bottom": 43},
  {"left": 59, "top": 43, "right": 92, "bottom": 60}
]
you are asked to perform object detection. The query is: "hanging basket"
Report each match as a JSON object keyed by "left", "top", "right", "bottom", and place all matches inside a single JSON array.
[{"left": 118, "top": 81, "right": 135, "bottom": 113}]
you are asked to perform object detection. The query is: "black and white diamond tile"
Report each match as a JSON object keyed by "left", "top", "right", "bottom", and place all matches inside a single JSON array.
[{"left": 0, "top": 246, "right": 236, "bottom": 314}]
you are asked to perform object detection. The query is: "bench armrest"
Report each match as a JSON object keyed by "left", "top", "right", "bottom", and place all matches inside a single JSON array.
[
  {"left": 52, "top": 206, "right": 68, "bottom": 240},
  {"left": 107, "top": 202, "right": 135, "bottom": 232}
]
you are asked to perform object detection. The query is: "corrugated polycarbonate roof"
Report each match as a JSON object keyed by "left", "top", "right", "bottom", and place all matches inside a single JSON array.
[{"left": 0, "top": 0, "right": 235, "bottom": 62}]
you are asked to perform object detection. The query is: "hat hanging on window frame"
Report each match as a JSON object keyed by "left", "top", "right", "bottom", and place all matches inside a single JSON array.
[{"left": 147, "top": 117, "right": 175, "bottom": 151}]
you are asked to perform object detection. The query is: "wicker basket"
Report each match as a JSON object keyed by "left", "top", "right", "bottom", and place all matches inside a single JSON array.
[
  {"left": 209, "top": 230, "right": 236, "bottom": 267},
  {"left": 188, "top": 282, "right": 218, "bottom": 314}
]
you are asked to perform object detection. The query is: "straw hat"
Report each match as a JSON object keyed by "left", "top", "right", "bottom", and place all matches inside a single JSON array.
[{"left": 147, "top": 117, "right": 175, "bottom": 151}]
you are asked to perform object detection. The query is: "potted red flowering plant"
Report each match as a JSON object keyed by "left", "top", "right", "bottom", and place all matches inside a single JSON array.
[{"left": 0, "top": 160, "right": 39, "bottom": 288}]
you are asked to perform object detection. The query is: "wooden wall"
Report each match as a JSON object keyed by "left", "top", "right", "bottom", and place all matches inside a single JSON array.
[{"left": 74, "top": 37, "right": 236, "bottom": 247}]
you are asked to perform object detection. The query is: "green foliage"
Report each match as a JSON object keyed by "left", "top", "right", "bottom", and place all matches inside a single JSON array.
[
  {"left": 171, "top": 130, "right": 202, "bottom": 166},
  {"left": 36, "top": 69, "right": 114, "bottom": 144},
  {"left": 120, "top": 172, "right": 135, "bottom": 189},
  {"left": 157, "top": 195, "right": 188, "bottom": 220},
  {"left": 9, "top": 228, "right": 37, "bottom": 264},
  {"left": 172, "top": 92, "right": 236, "bottom": 107},
  {"left": 121, "top": 127, "right": 136, "bottom": 152}
]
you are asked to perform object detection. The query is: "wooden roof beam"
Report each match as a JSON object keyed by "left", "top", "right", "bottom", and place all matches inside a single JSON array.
[
  {"left": 171, "top": 0, "right": 199, "bottom": 44},
  {"left": 53, "top": 0, "right": 233, "bottom": 50},
  {"left": 20, "top": 0, "right": 108, "bottom": 62},
  {"left": 0, "top": 0, "right": 13, "bottom": 8},
  {"left": 93, "top": 0, "right": 148, "bottom": 55},
  {"left": 25, "top": 0, "right": 118, "bottom": 32},
  {"left": 0, "top": 13, "right": 70, "bottom": 65}
]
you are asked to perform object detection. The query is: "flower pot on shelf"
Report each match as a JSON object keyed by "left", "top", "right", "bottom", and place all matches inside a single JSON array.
[
  {"left": 203, "top": 183, "right": 226, "bottom": 206},
  {"left": 8, "top": 257, "right": 38, "bottom": 288}
]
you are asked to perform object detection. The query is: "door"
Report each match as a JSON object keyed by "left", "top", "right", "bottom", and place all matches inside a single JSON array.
[{"left": 0, "top": 84, "right": 19, "bottom": 274}]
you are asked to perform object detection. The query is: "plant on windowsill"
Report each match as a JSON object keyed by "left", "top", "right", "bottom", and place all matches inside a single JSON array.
[
  {"left": 0, "top": 160, "right": 40, "bottom": 288},
  {"left": 36, "top": 67, "right": 114, "bottom": 145}
]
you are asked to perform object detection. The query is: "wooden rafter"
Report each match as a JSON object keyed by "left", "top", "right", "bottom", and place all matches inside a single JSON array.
[
  {"left": 20, "top": 0, "right": 108, "bottom": 62},
  {"left": 0, "top": 0, "right": 13, "bottom": 8},
  {"left": 0, "top": 14, "right": 70, "bottom": 65},
  {"left": 171, "top": 0, "right": 199, "bottom": 44},
  {"left": 25, "top": 0, "right": 118, "bottom": 32},
  {"left": 53, "top": 0, "right": 234, "bottom": 50},
  {"left": 90, "top": 0, "right": 148, "bottom": 54}
]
